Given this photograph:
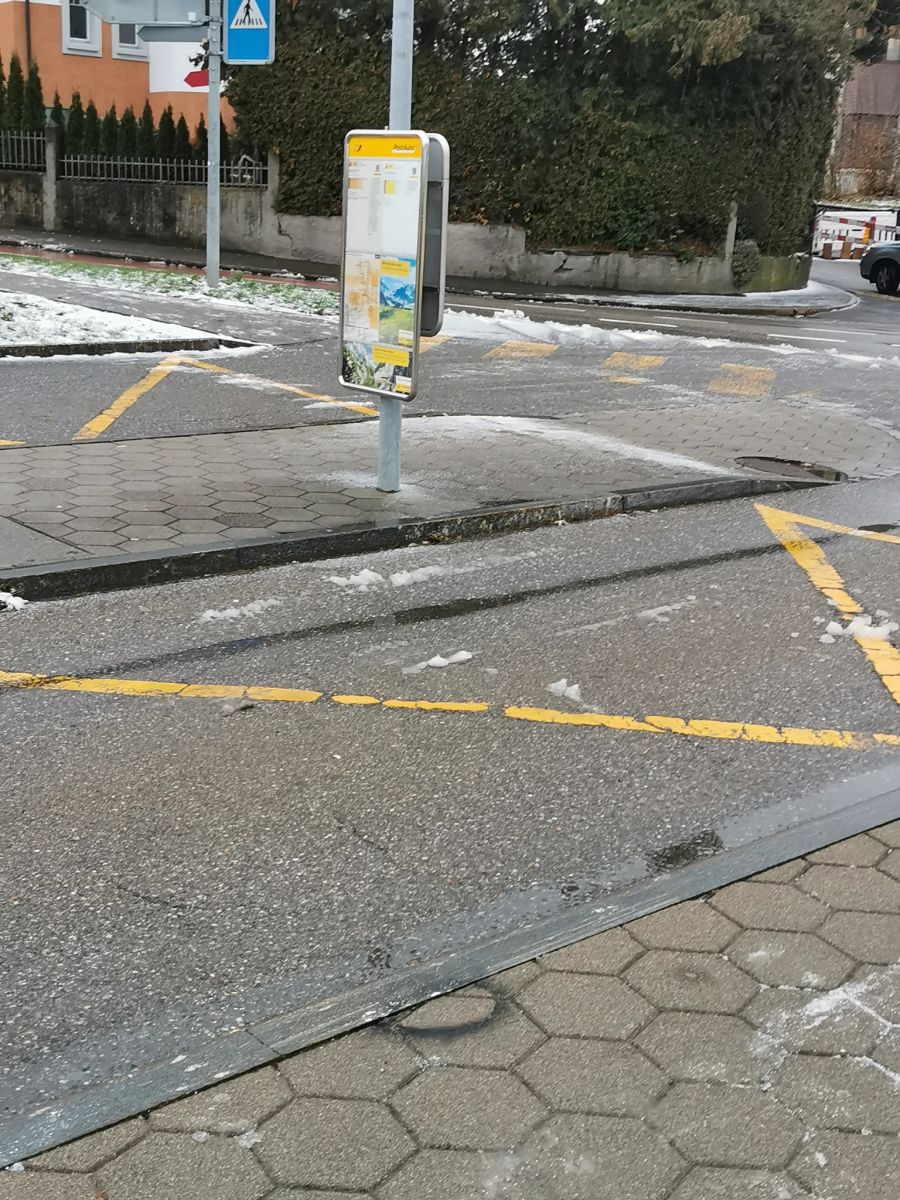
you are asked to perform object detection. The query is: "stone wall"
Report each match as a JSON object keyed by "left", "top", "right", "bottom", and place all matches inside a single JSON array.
[{"left": 0, "top": 171, "right": 44, "bottom": 230}]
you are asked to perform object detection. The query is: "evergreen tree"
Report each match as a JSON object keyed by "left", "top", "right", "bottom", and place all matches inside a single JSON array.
[
  {"left": 66, "top": 93, "right": 85, "bottom": 156},
  {"left": 83, "top": 100, "right": 101, "bottom": 155},
  {"left": 49, "top": 92, "right": 66, "bottom": 155},
  {"left": 136, "top": 100, "right": 155, "bottom": 157},
  {"left": 100, "top": 104, "right": 119, "bottom": 157},
  {"left": 157, "top": 104, "right": 176, "bottom": 158},
  {"left": 174, "top": 113, "right": 191, "bottom": 159},
  {"left": 118, "top": 105, "right": 137, "bottom": 157},
  {"left": 194, "top": 113, "right": 208, "bottom": 162},
  {"left": 0, "top": 56, "right": 7, "bottom": 131},
  {"left": 219, "top": 118, "right": 231, "bottom": 162},
  {"left": 21, "top": 62, "right": 44, "bottom": 131},
  {"left": 6, "top": 54, "right": 24, "bottom": 130}
]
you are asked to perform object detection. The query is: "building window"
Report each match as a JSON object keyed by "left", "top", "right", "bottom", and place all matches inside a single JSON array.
[
  {"left": 62, "top": 0, "right": 101, "bottom": 56},
  {"left": 113, "top": 23, "right": 149, "bottom": 60}
]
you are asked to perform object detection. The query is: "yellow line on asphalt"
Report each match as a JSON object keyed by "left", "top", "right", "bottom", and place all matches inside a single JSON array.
[
  {"left": 604, "top": 352, "right": 666, "bottom": 371},
  {"left": 175, "top": 357, "right": 378, "bottom": 417},
  {"left": 606, "top": 375, "right": 651, "bottom": 385},
  {"left": 757, "top": 504, "right": 900, "bottom": 705},
  {"left": 709, "top": 364, "right": 775, "bottom": 397},
  {"left": 74, "top": 358, "right": 178, "bottom": 441},
  {"left": 1, "top": 667, "right": 897, "bottom": 751},
  {"left": 418, "top": 335, "right": 452, "bottom": 354},
  {"left": 484, "top": 340, "right": 557, "bottom": 360},
  {"left": 0, "top": 439, "right": 24, "bottom": 447}
]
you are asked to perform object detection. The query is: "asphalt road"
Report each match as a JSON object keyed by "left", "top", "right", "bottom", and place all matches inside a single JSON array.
[
  {"left": 3, "top": 478, "right": 900, "bottom": 1126},
  {"left": 2, "top": 258, "right": 900, "bottom": 450}
]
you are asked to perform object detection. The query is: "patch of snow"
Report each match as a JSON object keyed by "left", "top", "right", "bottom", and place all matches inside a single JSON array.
[
  {"left": 814, "top": 1152, "right": 828, "bottom": 1167},
  {"left": 0, "top": 590, "right": 27, "bottom": 612},
  {"left": 191, "top": 1131, "right": 209, "bottom": 1143},
  {"left": 549, "top": 678, "right": 583, "bottom": 702},
  {"left": 198, "top": 598, "right": 282, "bottom": 622},
  {"left": 236, "top": 1129, "right": 261, "bottom": 1149},
  {"left": 820, "top": 613, "right": 898, "bottom": 642},
  {"left": 390, "top": 565, "right": 447, "bottom": 587},
  {"left": 405, "top": 650, "right": 474, "bottom": 673},
  {"left": 819, "top": 634, "right": 836, "bottom": 644},
  {"left": 4, "top": 1164, "right": 24, "bottom": 1173},
  {"left": 328, "top": 568, "right": 384, "bottom": 592},
  {"left": 0, "top": 291, "right": 217, "bottom": 347}
]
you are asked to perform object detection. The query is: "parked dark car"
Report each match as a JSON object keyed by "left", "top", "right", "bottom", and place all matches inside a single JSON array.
[{"left": 860, "top": 242, "right": 900, "bottom": 293}]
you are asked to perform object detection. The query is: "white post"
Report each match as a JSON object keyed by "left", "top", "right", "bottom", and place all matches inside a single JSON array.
[
  {"left": 206, "top": 0, "right": 222, "bottom": 289},
  {"left": 376, "top": 0, "right": 414, "bottom": 493}
]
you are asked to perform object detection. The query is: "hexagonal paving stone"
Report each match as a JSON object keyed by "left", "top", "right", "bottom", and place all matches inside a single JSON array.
[
  {"left": 711, "top": 882, "right": 829, "bottom": 932},
  {"left": 742, "top": 987, "right": 881, "bottom": 1057},
  {"left": 668, "top": 1167, "right": 809, "bottom": 1199},
  {"left": 848, "top": 964, "right": 900, "bottom": 1023},
  {"left": 377, "top": 1149, "right": 514, "bottom": 1200},
  {"left": 541, "top": 928, "right": 643, "bottom": 974},
  {"left": 873, "top": 820, "right": 900, "bottom": 848},
  {"left": 512, "top": 1114, "right": 684, "bottom": 1200},
  {"left": 774, "top": 1054, "right": 900, "bottom": 1133},
  {"left": 635, "top": 1012, "right": 780, "bottom": 1084},
  {"left": 473, "top": 961, "right": 543, "bottom": 998},
  {"left": 750, "top": 860, "right": 807, "bottom": 884},
  {"left": 873, "top": 1029, "right": 900, "bottom": 1072},
  {"left": 118, "top": 524, "right": 177, "bottom": 540},
  {"left": 96, "top": 1131, "right": 270, "bottom": 1200},
  {"left": 255, "top": 1097, "right": 413, "bottom": 1189},
  {"left": 625, "top": 951, "right": 757, "bottom": 1014},
  {"left": 797, "top": 865, "right": 900, "bottom": 913},
  {"left": 807, "top": 834, "right": 887, "bottom": 867},
  {"left": 150, "top": 1065, "right": 291, "bottom": 1133},
  {"left": 517, "top": 1037, "right": 666, "bottom": 1115},
  {"left": 792, "top": 1131, "right": 900, "bottom": 1200},
  {"left": 651, "top": 1082, "right": 803, "bottom": 1168},
  {"left": 392, "top": 1066, "right": 546, "bottom": 1150},
  {"left": 880, "top": 849, "right": 900, "bottom": 881},
  {"left": 727, "top": 931, "right": 853, "bottom": 989},
  {"left": 400, "top": 992, "right": 543, "bottom": 1068},
  {"left": 518, "top": 973, "right": 654, "bottom": 1039},
  {"left": 29, "top": 1117, "right": 147, "bottom": 1171},
  {"left": 0, "top": 1175, "right": 98, "bottom": 1198},
  {"left": 629, "top": 901, "right": 738, "bottom": 952},
  {"left": 818, "top": 911, "right": 900, "bottom": 965},
  {"left": 279, "top": 1027, "right": 419, "bottom": 1099}
]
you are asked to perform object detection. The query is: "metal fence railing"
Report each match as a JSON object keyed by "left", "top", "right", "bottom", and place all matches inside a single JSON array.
[
  {"left": 59, "top": 154, "right": 267, "bottom": 187},
  {"left": 0, "top": 130, "right": 46, "bottom": 172}
]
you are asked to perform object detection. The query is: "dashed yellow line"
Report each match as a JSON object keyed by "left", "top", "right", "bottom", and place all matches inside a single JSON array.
[
  {"left": 484, "top": 340, "right": 557, "bottom": 360},
  {"left": 710, "top": 364, "right": 774, "bottom": 397},
  {"left": 0, "top": 439, "right": 24, "bottom": 447},
  {"left": 604, "top": 352, "right": 666, "bottom": 372},
  {"left": 176, "top": 357, "right": 378, "bottom": 417},
  {"left": 1, "top": 667, "right": 897, "bottom": 752},
  {"left": 757, "top": 504, "right": 900, "bottom": 705},
  {"left": 418, "top": 335, "right": 452, "bottom": 354},
  {"left": 74, "top": 357, "right": 179, "bottom": 440}
]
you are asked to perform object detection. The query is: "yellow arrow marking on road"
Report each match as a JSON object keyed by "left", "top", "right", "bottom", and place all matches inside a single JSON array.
[
  {"left": 710, "top": 364, "right": 774, "bottom": 397},
  {"left": 1, "top": 667, "right": 898, "bottom": 752},
  {"left": 757, "top": 504, "right": 900, "bottom": 705},
  {"left": 603, "top": 353, "right": 666, "bottom": 371},
  {"left": 484, "top": 340, "right": 557, "bottom": 360}
]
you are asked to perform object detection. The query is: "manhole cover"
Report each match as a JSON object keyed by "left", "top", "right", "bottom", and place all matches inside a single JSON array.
[{"left": 736, "top": 457, "right": 848, "bottom": 483}]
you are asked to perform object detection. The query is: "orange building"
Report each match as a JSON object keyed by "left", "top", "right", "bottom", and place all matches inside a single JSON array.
[{"left": 0, "top": 0, "right": 215, "bottom": 129}]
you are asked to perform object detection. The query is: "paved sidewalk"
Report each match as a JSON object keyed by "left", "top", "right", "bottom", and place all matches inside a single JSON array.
[
  {"left": 4, "top": 823, "right": 899, "bottom": 1198},
  {"left": 0, "top": 228, "right": 853, "bottom": 314},
  {"left": 3, "top": 399, "right": 898, "bottom": 581}
]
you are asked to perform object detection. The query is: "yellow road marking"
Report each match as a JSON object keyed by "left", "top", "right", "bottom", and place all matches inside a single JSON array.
[
  {"left": 710, "top": 364, "right": 774, "bottom": 397},
  {"left": 74, "top": 358, "right": 179, "bottom": 441},
  {"left": 757, "top": 504, "right": 900, "bottom": 705},
  {"left": 484, "top": 340, "right": 557, "bottom": 360},
  {"left": 175, "top": 357, "right": 377, "bottom": 417},
  {"left": 418, "top": 335, "right": 452, "bottom": 354},
  {"left": 606, "top": 375, "right": 651, "bottom": 386},
  {"left": 0, "top": 439, "right": 24, "bottom": 447},
  {"left": 1, "top": 667, "right": 897, "bottom": 752},
  {"left": 604, "top": 352, "right": 665, "bottom": 371}
]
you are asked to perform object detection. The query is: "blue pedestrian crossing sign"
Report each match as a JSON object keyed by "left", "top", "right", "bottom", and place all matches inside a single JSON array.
[{"left": 223, "top": 0, "right": 275, "bottom": 65}]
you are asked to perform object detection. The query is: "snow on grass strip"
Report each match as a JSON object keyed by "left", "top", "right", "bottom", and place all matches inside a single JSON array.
[
  {"left": 0, "top": 292, "right": 217, "bottom": 348},
  {"left": 1, "top": 668, "right": 898, "bottom": 751},
  {"left": 0, "top": 253, "right": 339, "bottom": 317}
]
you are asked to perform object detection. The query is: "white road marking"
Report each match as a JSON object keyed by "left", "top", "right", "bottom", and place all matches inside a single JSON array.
[{"left": 766, "top": 333, "right": 845, "bottom": 343}]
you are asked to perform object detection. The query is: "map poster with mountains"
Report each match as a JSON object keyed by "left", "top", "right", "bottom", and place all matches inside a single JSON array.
[{"left": 340, "top": 131, "right": 429, "bottom": 400}]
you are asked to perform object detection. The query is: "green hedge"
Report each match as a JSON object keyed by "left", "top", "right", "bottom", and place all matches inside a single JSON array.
[{"left": 228, "top": 3, "right": 851, "bottom": 256}]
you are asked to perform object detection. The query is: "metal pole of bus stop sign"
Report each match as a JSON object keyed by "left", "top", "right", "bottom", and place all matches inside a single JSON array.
[
  {"left": 206, "top": 0, "right": 223, "bottom": 289},
  {"left": 376, "top": 0, "right": 414, "bottom": 493}
]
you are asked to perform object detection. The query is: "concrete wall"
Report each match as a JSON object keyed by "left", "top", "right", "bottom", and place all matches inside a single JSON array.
[
  {"left": 0, "top": 171, "right": 44, "bottom": 230},
  {"left": 747, "top": 255, "right": 811, "bottom": 293}
]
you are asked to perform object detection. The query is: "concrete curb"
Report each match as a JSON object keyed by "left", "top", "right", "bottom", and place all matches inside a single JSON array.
[
  {"left": 1, "top": 475, "right": 817, "bottom": 601},
  {"left": 0, "top": 335, "right": 250, "bottom": 359},
  {"left": 2, "top": 752, "right": 897, "bottom": 1166}
]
